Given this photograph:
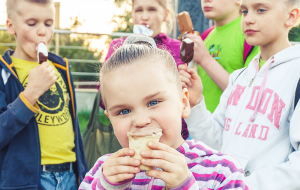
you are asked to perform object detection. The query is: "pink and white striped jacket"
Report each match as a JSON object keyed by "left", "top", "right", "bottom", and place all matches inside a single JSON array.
[{"left": 79, "top": 140, "right": 248, "bottom": 190}]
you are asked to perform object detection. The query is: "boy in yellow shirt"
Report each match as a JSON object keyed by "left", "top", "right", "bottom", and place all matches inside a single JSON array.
[{"left": 0, "top": 0, "right": 88, "bottom": 189}]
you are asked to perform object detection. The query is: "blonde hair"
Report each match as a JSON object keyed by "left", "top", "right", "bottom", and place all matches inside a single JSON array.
[
  {"left": 132, "top": 0, "right": 175, "bottom": 35},
  {"left": 100, "top": 36, "right": 181, "bottom": 106},
  {"left": 6, "top": 0, "right": 53, "bottom": 18}
]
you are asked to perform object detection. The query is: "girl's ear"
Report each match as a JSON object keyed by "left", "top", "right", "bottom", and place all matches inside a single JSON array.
[
  {"left": 182, "top": 88, "right": 191, "bottom": 118},
  {"left": 6, "top": 19, "right": 16, "bottom": 35},
  {"left": 104, "top": 110, "right": 109, "bottom": 118},
  {"left": 163, "top": 9, "right": 170, "bottom": 22},
  {"left": 286, "top": 7, "right": 300, "bottom": 28}
]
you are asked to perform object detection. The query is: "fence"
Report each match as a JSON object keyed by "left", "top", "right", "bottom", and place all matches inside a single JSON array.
[
  {"left": 1, "top": 26, "right": 299, "bottom": 89},
  {"left": 0, "top": 26, "right": 134, "bottom": 88}
]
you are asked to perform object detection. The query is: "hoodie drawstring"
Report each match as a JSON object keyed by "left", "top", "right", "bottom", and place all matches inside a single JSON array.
[{"left": 249, "top": 57, "right": 275, "bottom": 122}]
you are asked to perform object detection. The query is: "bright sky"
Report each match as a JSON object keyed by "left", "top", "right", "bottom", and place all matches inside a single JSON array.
[
  {"left": 0, "top": 0, "right": 121, "bottom": 33},
  {"left": 0, "top": 0, "right": 128, "bottom": 58}
]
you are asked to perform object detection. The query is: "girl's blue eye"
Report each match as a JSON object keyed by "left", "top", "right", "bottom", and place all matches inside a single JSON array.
[
  {"left": 119, "top": 109, "right": 131, "bottom": 115},
  {"left": 241, "top": 10, "right": 248, "bottom": 15},
  {"left": 258, "top": 9, "right": 265, "bottom": 13},
  {"left": 148, "top": 100, "right": 158, "bottom": 107}
]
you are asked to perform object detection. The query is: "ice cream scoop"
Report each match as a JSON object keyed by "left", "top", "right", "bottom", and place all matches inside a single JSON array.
[
  {"left": 180, "top": 38, "right": 194, "bottom": 63},
  {"left": 37, "top": 43, "right": 48, "bottom": 64},
  {"left": 127, "top": 127, "right": 162, "bottom": 171}
]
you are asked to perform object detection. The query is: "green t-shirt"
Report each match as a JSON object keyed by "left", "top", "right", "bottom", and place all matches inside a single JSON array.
[
  {"left": 259, "top": 58, "right": 267, "bottom": 69},
  {"left": 198, "top": 16, "right": 260, "bottom": 113}
]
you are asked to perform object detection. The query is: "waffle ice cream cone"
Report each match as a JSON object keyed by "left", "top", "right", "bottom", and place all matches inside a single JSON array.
[{"left": 127, "top": 128, "right": 162, "bottom": 171}]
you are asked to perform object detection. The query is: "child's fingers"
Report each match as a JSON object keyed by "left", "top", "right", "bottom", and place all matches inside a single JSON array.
[
  {"left": 180, "top": 75, "right": 192, "bottom": 87},
  {"left": 104, "top": 165, "right": 140, "bottom": 177},
  {"left": 178, "top": 64, "right": 188, "bottom": 72},
  {"left": 111, "top": 148, "right": 135, "bottom": 159},
  {"left": 141, "top": 157, "right": 176, "bottom": 172},
  {"left": 181, "top": 82, "right": 188, "bottom": 89},
  {"left": 108, "top": 157, "right": 141, "bottom": 167},
  {"left": 187, "top": 67, "right": 200, "bottom": 81},
  {"left": 106, "top": 173, "right": 136, "bottom": 184},
  {"left": 179, "top": 69, "right": 192, "bottom": 79},
  {"left": 144, "top": 141, "right": 183, "bottom": 159},
  {"left": 146, "top": 169, "right": 170, "bottom": 183}
]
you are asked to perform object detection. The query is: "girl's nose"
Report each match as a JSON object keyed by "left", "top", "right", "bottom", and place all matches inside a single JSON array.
[
  {"left": 141, "top": 11, "right": 149, "bottom": 20},
  {"left": 133, "top": 114, "right": 151, "bottom": 128},
  {"left": 243, "top": 12, "right": 255, "bottom": 25}
]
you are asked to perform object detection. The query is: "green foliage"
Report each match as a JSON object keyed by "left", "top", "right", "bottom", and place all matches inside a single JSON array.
[
  {"left": 289, "top": 26, "right": 300, "bottom": 42},
  {"left": 50, "top": 34, "right": 102, "bottom": 81},
  {"left": 0, "top": 30, "right": 16, "bottom": 55}
]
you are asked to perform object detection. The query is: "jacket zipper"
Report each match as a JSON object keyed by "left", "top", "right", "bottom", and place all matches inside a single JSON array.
[{"left": 249, "top": 77, "right": 255, "bottom": 87}]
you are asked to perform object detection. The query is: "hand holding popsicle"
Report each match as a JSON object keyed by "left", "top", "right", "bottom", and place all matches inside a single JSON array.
[
  {"left": 23, "top": 43, "right": 57, "bottom": 105},
  {"left": 178, "top": 64, "right": 203, "bottom": 108}
]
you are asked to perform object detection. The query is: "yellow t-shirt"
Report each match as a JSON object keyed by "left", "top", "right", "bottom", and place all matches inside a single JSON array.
[{"left": 11, "top": 57, "right": 76, "bottom": 165}]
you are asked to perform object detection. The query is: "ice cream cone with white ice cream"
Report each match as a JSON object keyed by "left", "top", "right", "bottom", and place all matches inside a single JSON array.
[{"left": 127, "top": 127, "right": 162, "bottom": 171}]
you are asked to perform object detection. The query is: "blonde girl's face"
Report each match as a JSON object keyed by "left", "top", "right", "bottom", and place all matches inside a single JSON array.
[
  {"left": 240, "top": 0, "right": 291, "bottom": 47},
  {"left": 201, "top": 0, "right": 240, "bottom": 21},
  {"left": 103, "top": 60, "right": 189, "bottom": 150},
  {"left": 132, "top": 0, "right": 169, "bottom": 37}
]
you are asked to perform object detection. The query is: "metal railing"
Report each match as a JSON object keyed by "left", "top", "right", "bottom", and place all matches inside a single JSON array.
[
  {"left": 1, "top": 26, "right": 300, "bottom": 88},
  {"left": 0, "top": 26, "right": 133, "bottom": 88}
]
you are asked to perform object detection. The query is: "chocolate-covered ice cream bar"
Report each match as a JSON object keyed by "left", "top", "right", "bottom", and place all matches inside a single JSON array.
[
  {"left": 177, "top": 11, "right": 193, "bottom": 34},
  {"left": 37, "top": 43, "right": 48, "bottom": 64},
  {"left": 180, "top": 38, "right": 194, "bottom": 63}
]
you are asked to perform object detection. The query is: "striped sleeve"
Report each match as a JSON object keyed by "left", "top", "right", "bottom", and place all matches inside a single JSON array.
[
  {"left": 193, "top": 156, "right": 248, "bottom": 190},
  {"left": 182, "top": 141, "right": 248, "bottom": 190}
]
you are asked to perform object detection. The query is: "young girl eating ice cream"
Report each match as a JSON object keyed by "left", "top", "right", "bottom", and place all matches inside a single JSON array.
[{"left": 79, "top": 35, "right": 248, "bottom": 190}]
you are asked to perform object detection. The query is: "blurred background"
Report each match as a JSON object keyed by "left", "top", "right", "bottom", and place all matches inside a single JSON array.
[{"left": 1, "top": 0, "right": 300, "bottom": 132}]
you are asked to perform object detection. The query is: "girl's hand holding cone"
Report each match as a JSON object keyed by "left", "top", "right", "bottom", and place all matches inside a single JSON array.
[
  {"left": 102, "top": 148, "right": 141, "bottom": 183},
  {"left": 140, "top": 141, "right": 190, "bottom": 189}
]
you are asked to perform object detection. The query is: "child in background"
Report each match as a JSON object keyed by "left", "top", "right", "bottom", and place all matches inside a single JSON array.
[
  {"left": 180, "top": 0, "right": 300, "bottom": 189},
  {"left": 99, "top": 0, "right": 189, "bottom": 139},
  {"left": 0, "top": 0, "right": 88, "bottom": 189},
  {"left": 79, "top": 35, "right": 248, "bottom": 190},
  {"left": 183, "top": 0, "right": 260, "bottom": 113}
]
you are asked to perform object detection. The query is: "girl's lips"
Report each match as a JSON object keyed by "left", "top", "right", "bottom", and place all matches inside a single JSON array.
[
  {"left": 203, "top": 7, "right": 213, "bottom": 12},
  {"left": 141, "top": 23, "right": 150, "bottom": 28},
  {"left": 245, "top": 30, "right": 258, "bottom": 35}
]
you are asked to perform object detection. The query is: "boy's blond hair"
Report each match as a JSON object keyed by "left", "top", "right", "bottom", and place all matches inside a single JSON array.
[
  {"left": 6, "top": 0, "right": 53, "bottom": 18},
  {"left": 100, "top": 36, "right": 181, "bottom": 106}
]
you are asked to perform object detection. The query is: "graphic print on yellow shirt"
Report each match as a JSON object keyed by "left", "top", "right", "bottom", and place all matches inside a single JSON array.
[{"left": 11, "top": 57, "right": 76, "bottom": 165}]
